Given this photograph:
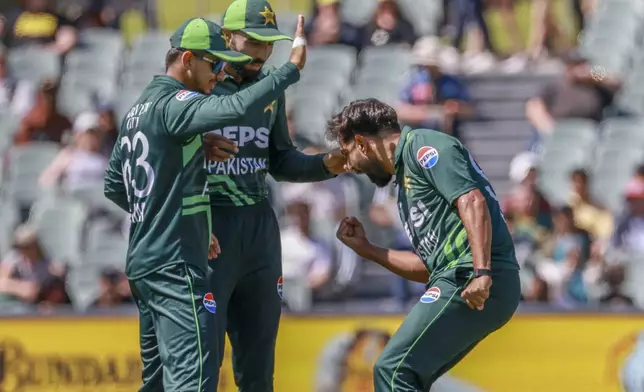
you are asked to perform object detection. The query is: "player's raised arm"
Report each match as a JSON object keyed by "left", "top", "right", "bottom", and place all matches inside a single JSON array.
[
  {"left": 104, "top": 138, "right": 130, "bottom": 212},
  {"left": 164, "top": 63, "right": 300, "bottom": 137},
  {"left": 164, "top": 16, "right": 308, "bottom": 138},
  {"left": 336, "top": 217, "right": 429, "bottom": 283}
]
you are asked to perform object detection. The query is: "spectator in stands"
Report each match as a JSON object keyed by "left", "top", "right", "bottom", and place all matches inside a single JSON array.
[
  {"left": 359, "top": 0, "right": 416, "bottom": 49},
  {"left": 38, "top": 115, "right": 107, "bottom": 192},
  {"left": 525, "top": 50, "right": 622, "bottom": 149},
  {"left": 93, "top": 268, "right": 133, "bottom": 308},
  {"left": 78, "top": 0, "right": 121, "bottom": 30},
  {"left": 536, "top": 206, "right": 590, "bottom": 306},
  {"left": 396, "top": 37, "right": 473, "bottom": 139},
  {"left": 13, "top": 79, "right": 71, "bottom": 145},
  {"left": 501, "top": 151, "right": 552, "bottom": 230},
  {"left": 527, "top": 0, "right": 566, "bottom": 61},
  {"left": 598, "top": 264, "right": 634, "bottom": 308},
  {"left": 0, "top": 44, "right": 34, "bottom": 117},
  {"left": 612, "top": 178, "right": 644, "bottom": 255},
  {"left": 0, "top": 0, "right": 78, "bottom": 55},
  {"left": 280, "top": 189, "right": 333, "bottom": 311},
  {"left": 305, "top": 0, "right": 361, "bottom": 50},
  {"left": 0, "top": 224, "right": 65, "bottom": 305},
  {"left": 452, "top": 0, "right": 496, "bottom": 72},
  {"left": 568, "top": 168, "right": 613, "bottom": 242},
  {"left": 93, "top": 104, "right": 118, "bottom": 156}
]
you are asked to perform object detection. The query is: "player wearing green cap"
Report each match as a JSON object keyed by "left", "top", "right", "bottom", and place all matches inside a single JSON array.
[
  {"left": 204, "top": 3, "right": 346, "bottom": 391},
  {"left": 103, "top": 17, "right": 307, "bottom": 392}
]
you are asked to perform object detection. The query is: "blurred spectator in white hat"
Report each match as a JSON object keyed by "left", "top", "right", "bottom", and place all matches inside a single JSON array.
[
  {"left": 396, "top": 36, "right": 473, "bottom": 140},
  {"left": 39, "top": 111, "right": 107, "bottom": 192}
]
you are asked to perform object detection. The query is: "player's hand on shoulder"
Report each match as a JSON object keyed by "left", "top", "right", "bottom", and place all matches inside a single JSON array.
[
  {"left": 461, "top": 275, "right": 492, "bottom": 311},
  {"left": 289, "top": 15, "right": 307, "bottom": 71},
  {"left": 336, "top": 216, "right": 369, "bottom": 251},
  {"left": 208, "top": 234, "right": 221, "bottom": 260},
  {"left": 203, "top": 133, "right": 238, "bottom": 162},
  {"left": 323, "top": 148, "right": 348, "bottom": 175}
]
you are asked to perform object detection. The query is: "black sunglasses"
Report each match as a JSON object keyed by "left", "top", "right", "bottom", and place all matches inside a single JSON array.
[{"left": 177, "top": 48, "right": 226, "bottom": 73}]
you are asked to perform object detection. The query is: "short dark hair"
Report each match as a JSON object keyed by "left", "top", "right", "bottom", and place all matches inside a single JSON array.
[
  {"left": 636, "top": 164, "right": 644, "bottom": 177},
  {"left": 165, "top": 47, "right": 183, "bottom": 70},
  {"left": 570, "top": 168, "right": 588, "bottom": 181},
  {"left": 326, "top": 98, "right": 401, "bottom": 144}
]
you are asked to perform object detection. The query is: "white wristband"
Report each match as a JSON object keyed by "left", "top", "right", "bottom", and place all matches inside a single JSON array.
[{"left": 292, "top": 36, "right": 307, "bottom": 48}]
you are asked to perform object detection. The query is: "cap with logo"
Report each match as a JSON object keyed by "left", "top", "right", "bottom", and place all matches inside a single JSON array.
[
  {"left": 222, "top": 0, "right": 292, "bottom": 42},
  {"left": 170, "top": 17, "right": 252, "bottom": 63}
]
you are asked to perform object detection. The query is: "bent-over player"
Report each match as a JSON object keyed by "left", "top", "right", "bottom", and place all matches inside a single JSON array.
[{"left": 326, "top": 98, "right": 521, "bottom": 392}]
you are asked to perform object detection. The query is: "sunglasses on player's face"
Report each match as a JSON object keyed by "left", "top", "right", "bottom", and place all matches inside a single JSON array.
[
  {"left": 196, "top": 54, "right": 226, "bottom": 74},
  {"left": 179, "top": 49, "right": 226, "bottom": 74}
]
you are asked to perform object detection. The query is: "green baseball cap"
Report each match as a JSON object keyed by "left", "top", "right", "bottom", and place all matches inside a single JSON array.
[
  {"left": 170, "top": 17, "right": 252, "bottom": 63},
  {"left": 222, "top": 0, "right": 292, "bottom": 42}
]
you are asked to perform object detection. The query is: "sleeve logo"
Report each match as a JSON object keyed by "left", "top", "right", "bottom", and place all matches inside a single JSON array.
[
  {"left": 175, "top": 90, "right": 199, "bottom": 101},
  {"left": 416, "top": 146, "right": 439, "bottom": 169}
]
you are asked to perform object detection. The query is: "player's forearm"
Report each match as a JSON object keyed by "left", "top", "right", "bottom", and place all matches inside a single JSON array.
[
  {"left": 456, "top": 190, "right": 492, "bottom": 270},
  {"left": 269, "top": 150, "right": 333, "bottom": 182},
  {"left": 360, "top": 244, "right": 429, "bottom": 283}
]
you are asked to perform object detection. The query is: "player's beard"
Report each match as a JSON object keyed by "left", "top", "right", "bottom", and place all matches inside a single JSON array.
[
  {"left": 363, "top": 163, "right": 392, "bottom": 188},
  {"left": 236, "top": 61, "right": 265, "bottom": 81}
]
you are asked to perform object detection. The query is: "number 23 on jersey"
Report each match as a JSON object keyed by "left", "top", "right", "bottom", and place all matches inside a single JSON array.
[{"left": 121, "top": 131, "right": 156, "bottom": 222}]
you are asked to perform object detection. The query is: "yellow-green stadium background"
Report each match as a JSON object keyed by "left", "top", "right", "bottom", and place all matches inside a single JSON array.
[
  {"left": 119, "top": 0, "right": 577, "bottom": 55},
  {"left": 0, "top": 313, "right": 641, "bottom": 392}
]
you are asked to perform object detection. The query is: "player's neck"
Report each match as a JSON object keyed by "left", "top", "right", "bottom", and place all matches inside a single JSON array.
[
  {"left": 166, "top": 68, "right": 197, "bottom": 91},
  {"left": 382, "top": 133, "right": 401, "bottom": 175}
]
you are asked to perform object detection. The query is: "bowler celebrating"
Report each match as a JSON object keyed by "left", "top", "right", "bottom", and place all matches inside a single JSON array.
[{"left": 326, "top": 99, "right": 520, "bottom": 391}]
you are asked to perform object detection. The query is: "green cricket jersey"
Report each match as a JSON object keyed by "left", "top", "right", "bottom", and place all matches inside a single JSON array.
[
  {"left": 206, "top": 67, "right": 334, "bottom": 207},
  {"left": 104, "top": 64, "right": 300, "bottom": 279},
  {"left": 393, "top": 126, "right": 518, "bottom": 277}
]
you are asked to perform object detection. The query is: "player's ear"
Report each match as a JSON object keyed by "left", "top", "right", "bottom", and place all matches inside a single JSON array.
[{"left": 180, "top": 51, "right": 194, "bottom": 69}]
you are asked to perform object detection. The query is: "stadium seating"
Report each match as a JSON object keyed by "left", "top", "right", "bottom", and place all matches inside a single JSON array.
[
  {"left": 4, "top": 142, "right": 61, "bottom": 207},
  {"left": 7, "top": 48, "right": 61, "bottom": 83},
  {"left": 28, "top": 196, "right": 88, "bottom": 265}
]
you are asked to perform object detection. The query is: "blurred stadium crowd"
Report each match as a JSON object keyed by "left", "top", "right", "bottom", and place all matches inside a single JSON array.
[{"left": 0, "top": 0, "right": 643, "bottom": 314}]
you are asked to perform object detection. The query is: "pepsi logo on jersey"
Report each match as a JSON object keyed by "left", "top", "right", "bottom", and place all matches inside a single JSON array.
[
  {"left": 416, "top": 146, "right": 439, "bottom": 169},
  {"left": 203, "top": 292, "right": 217, "bottom": 313}
]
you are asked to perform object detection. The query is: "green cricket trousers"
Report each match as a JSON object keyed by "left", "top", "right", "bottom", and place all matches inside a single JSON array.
[
  {"left": 209, "top": 199, "right": 282, "bottom": 392},
  {"left": 130, "top": 262, "right": 219, "bottom": 392},
  {"left": 374, "top": 266, "right": 521, "bottom": 392}
]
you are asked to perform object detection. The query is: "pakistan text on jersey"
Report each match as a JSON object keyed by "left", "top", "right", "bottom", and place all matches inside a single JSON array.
[{"left": 206, "top": 157, "right": 268, "bottom": 175}]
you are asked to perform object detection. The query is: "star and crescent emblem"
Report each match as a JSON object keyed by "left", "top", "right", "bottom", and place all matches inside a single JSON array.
[{"left": 259, "top": 6, "right": 276, "bottom": 25}]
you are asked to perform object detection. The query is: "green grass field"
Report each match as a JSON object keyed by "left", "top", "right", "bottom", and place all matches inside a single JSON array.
[{"left": 119, "top": 0, "right": 576, "bottom": 53}]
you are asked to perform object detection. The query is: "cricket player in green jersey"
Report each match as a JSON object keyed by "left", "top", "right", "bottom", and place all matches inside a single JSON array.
[
  {"left": 203, "top": 2, "right": 346, "bottom": 390},
  {"left": 103, "top": 17, "right": 307, "bottom": 392},
  {"left": 326, "top": 99, "right": 521, "bottom": 392}
]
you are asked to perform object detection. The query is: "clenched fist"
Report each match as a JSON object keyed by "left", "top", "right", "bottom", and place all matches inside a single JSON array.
[{"left": 336, "top": 216, "right": 370, "bottom": 254}]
